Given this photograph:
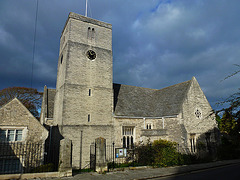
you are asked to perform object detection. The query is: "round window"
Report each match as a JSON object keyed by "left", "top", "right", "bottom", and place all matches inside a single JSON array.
[{"left": 195, "top": 108, "right": 202, "bottom": 119}]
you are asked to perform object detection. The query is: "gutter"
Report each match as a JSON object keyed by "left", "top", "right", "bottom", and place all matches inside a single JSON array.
[{"left": 114, "top": 115, "right": 178, "bottom": 119}]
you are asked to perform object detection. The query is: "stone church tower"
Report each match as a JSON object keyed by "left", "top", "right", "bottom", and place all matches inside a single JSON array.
[{"left": 53, "top": 12, "right": 114, "bottom": 168}]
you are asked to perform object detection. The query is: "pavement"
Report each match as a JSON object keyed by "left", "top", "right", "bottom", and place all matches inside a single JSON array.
[{"left": 55, "top": 159, "right": 240, "bottom": 180}]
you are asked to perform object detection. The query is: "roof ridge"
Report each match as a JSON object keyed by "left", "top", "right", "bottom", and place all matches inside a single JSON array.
[
  {"left": 0, "top": 97, "right": 18, "bottom": 109},
  {"left": 156, "top": 80, "right": 191, "bottom": 92},
  {"left": 114, "top": 79, "right": 192, "bottom": 92},
  {"left": 114, "top": 83, "right": 158, "bottom": 91}
]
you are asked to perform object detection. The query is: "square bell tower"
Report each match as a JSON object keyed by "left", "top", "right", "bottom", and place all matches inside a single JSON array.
[{"left": 53, "top": 12, "right": 114, "bottom": 168}]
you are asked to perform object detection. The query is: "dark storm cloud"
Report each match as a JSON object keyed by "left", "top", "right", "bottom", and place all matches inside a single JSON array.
[
  {"left": 110, "top": 0, "right": 240, "bottom": 110},
  {"left": 0, "top": 0, "right": 239, "bottom": 110}
]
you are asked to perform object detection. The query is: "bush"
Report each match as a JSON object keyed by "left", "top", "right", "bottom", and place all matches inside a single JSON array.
[
  {"left": 108, "top": 162, "right": 134, "bottom": 169},
  {"left": 73, "top": 168, "right": 94, "bottom": 174},
  {"left": 135, "top": 139, "right": 196, "bottom": 167},
  {"left": 152, "top": 139, "right": 179, "bottom": 167},
  {"left": 135, "top": 141, "right": 154, "bottom": 166},
  {"left": 217, "top": 136, "right": 240, "bottom": 160},
  {"left": 111, "top": 139, "right": 200, "bottom": 169},
  {"left": 178, "top": 153, "right": 197, "bottom": 165},
  {"left": 196, "top": 141, "right": 206, "bottom": 151},
  {"left": 31, "top": 163, "right": 54, "bottom": 173}
]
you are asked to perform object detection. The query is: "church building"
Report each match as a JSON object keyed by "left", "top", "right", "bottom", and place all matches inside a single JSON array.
[{"left": 40, "top": 12, "right": 218, "bottom": 169}]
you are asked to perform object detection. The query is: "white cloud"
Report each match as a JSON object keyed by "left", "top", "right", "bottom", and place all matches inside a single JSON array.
[
  {"left": 0, "top": 27, "right": 14, "bottom": 46},
  {"left": 187, "top": 28, "right": 207, "bottom": 40}
]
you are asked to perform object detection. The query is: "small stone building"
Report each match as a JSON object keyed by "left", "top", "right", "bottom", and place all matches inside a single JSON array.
[
  {"left": 41, "top": 12, "right": 218, "bottom": 169},
  {"left": 0, "top": 98, "right": 48, "bottom": 173},
  {"left": 0, "top": 98, "right": 48, "bottom": 143}
]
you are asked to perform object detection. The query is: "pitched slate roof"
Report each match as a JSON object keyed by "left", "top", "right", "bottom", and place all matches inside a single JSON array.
[
  {"left": 43, "top": 78, "right": 193, "bottom": 118},
  {"left": 113, "top": 79, "right": 192, "bottom": 117}
]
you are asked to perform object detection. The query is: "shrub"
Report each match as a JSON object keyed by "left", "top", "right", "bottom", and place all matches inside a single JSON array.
[
  {"left": 196, "top": 141, "right": 206, "bottom": 151},
  {"left": 31, "top": 163, "right": 54, "bottom": 173},
  {"left": 111, "top": 139, "right": 200, "bottom": 169},
  {"left": 135, "top": 141, "right": 154, "bottom": 166},
  {"left": 217, "top": 136, "right": 240, "bottom": 160},
  {"left": 152, "top": 139, "right": 179, "bottom": 167}
]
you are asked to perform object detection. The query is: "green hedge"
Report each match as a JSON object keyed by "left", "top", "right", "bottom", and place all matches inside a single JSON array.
[{"left": 132, "top": 139, "right": 197, "bottom": 167}]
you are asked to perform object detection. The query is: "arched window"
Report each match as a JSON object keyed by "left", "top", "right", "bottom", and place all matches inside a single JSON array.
[
  {"left": 122, "top": 126, "right": 134, "bottom": 149},
  {"left": 123, "top": 136, "right": 126, "bottom": 148},
  {"left": 190, "top": 133, "right": 196, "bottom": 153},
  {"left": 146, "top": 123, "right": 152, "bottom": 129},
  {"left": 131, "top": 136, "right": 134, "bottom": 149},
  {"left": 92, "top": 28, "right": 95, "bottom": 40},
  {"left": 127, "top": 136, "right": 129, "bottom": 149},
  {"left": 87, "top": 27, "right": 91, "bottom": 39}
]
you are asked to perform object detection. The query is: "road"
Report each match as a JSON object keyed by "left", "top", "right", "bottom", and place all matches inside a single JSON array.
[{"left": 152, "top": 163, "right": 240, "bottom": 180}]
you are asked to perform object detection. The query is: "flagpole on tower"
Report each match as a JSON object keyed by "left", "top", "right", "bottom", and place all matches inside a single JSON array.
[{"left": 85, "top": 0, "right": 88, "bottom": 17}]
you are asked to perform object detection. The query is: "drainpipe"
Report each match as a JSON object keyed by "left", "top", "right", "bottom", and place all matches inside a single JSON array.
[
  {"left": 162, "top": 117, "right": 165, "bottom": 129},
  {"left": 80, "top": 130, "right": 83, "bottom": 171},
  {"left": 143, "top": 118, "right": 146, "bottom": 129}
]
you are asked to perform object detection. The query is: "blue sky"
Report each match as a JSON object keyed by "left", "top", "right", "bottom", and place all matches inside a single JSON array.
[{"left": 0, "top": 0, "right": 239, "bottom": 111}]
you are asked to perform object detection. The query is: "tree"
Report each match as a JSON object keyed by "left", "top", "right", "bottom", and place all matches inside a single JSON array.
[
  {"left": 214, "top": 63, "right": 240, "bottom": 159},
  {"left": 0, "top": 87, "right": 42, "bottom": 118},
  {"left": 217, "top": 64, "right": 240, "bottom": 131},
  {"left": 218, "top": 110, "right": 236, "bottom": 135}
]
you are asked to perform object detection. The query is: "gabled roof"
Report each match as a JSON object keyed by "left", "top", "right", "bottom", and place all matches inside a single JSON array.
[
  {"left": 0, "top": 98, "right": 48, "bottom": 131},
  {"left": 113, "top": 78, "right": 192, "bottom": 117}
]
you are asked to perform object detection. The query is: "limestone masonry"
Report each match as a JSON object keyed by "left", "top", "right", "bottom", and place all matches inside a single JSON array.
[{"left": 40, "top": 12, "right": 218, "bottom": 169}]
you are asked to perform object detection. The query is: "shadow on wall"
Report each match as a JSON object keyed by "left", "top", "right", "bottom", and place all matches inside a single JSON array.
[
  {"left": 192, "top": 127, "right": 221, "bottom": 160},
  {"left": 44, "top": 125, "right": 64, "bottom": 171},
  {"left": 0, "top": 133, "right": 23, "bottom": 174},
  {"left": 113, "top": 83, "right": 121, "bottom": 112},
  {"left": 0, "top": 130, "right": 46, "bottom": 174},
  {"left": 164, "top": 127, "right": 240, "bottom": 180}
]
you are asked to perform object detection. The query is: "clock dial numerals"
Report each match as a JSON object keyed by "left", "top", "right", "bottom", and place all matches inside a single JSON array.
[{"left": 86, "top": 50, "right": 96, "bottom": 60}]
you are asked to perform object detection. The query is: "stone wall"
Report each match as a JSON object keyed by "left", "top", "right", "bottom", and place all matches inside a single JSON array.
[
  {"left": 59, "top": 125, "right": 114, "bottom": 169},
  {"left": 40, "top": 86, "right": 56, "bottom": 125},
  {"left": 181, "top": 77, "right": 218, "bottom": 150},
  {"left": 53, "top": 13, "right": 114, "bottom": 169},
  {"left": 0, "top": 98, "right": 48, "bottom": 143},
  {"left": 114, "top": 116, "right": 184, "bottom": 148}
]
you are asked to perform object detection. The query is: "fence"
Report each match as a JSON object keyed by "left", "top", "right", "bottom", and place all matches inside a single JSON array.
[
  {"left": 89, "top": 141, "right": 193, "bottom": 171},
  {"left": 0, "top": 142, "right": 45, "bottom": 174},
  {"left": 90, "top": 143, "right": 96, "bottom": 171}
]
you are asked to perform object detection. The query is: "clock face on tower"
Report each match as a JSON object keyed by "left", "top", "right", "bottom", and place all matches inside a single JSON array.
[{"left": 86, "top": 50, "right": 96, "bottom": 60}]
